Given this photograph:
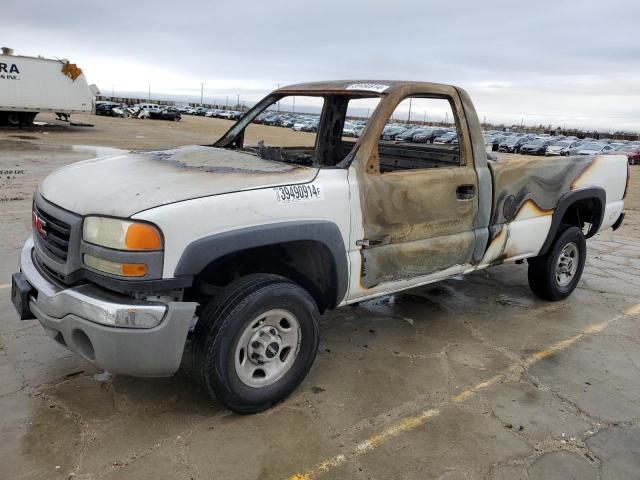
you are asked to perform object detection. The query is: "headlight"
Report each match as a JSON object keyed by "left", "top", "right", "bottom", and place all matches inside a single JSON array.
[{"left": 83, "top": 217, "right": 162, "bottom": 251}]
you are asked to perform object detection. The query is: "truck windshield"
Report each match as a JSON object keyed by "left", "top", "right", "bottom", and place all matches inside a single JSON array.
[{"left": 215, "top": 92, "right": 381, "bottom": 168}]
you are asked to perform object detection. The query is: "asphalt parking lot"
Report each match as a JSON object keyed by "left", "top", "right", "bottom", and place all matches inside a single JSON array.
[{"left": 1, "top": 115, "right": 639, "bottom": 480}]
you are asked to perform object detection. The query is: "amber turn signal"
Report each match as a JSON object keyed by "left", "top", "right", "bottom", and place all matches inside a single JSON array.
[
  {"left": 125, "top": 223, "right": 162, "bottom": 250},
  {"left": 121, "top": 263, "right": 148, "bottom": 277},
  {"left": 84, "top": 254, "right": 148, "bottom": 277}
]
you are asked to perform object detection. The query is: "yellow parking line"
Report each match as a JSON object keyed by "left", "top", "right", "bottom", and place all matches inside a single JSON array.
[{"left": 286, "top": 303, "right": 640, "bottom": 480}]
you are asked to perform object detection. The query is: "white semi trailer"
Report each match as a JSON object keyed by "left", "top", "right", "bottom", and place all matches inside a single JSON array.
[{"left": 0, "top": 47, "right": 95, "bottom": 126}]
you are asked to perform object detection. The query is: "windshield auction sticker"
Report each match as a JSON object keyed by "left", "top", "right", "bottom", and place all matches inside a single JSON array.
[
  {"left": 345, "top": 83, "right": 389, "bottom": 93},
  {"left": 274, "top": 184, "right": 323, "bottom": 203}
]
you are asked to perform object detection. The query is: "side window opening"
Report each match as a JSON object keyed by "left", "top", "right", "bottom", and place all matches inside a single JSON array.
[
  {"left": 376, "top": 96, "right": 462, "bottom": 173},
  {"left": 322, "top": 96, "right": 380, "bottom": 166},
  {"left": 341, "top": 97, "right": 381, "bottom": 143}
]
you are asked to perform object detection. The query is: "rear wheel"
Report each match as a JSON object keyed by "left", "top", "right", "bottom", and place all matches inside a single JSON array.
[
  {"left": 5, "top": 112, "right": 36, "bottom": 126},
  {"left": 192, "top": 274, "right": 320, "bottom": 414},
  {"left": 6, "top": 113, "right": 21, "bottom": 126},
  {"left": 528, "top": 226, "right": 586, "bottom": 301}
]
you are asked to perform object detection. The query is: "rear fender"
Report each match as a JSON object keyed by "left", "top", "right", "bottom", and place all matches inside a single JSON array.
[{"left": 538, "top": 187, "right": 605, "bottom": 256}]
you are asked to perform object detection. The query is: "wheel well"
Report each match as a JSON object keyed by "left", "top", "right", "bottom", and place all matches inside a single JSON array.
[
  {"left": 560, "top": 197, "right": 602, "bottom": 238},
  {"left": 187, "top": 241, "right": 339, "bottom": 312},
  {"left": 538, "top": 188, "right": 606, "bottom": 256}
]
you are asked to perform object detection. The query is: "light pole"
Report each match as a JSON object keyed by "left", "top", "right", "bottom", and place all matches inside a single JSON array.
[
  {"left": 148, "top": 84, "right": 151, "bottom": 102},
  {"left": 423, "top": 111, "right": 427, "bottom": 123},
  {"left": 237, "top": 94, "right": 240, "bottom": 109},
  {"left": 293, "top": 96, "right": 296, "bottom": 113},
  {"left": 407, "top": 97, "right": 412, "bottom": 124},
  {"left": 200, "top": 83, "right": 204, "bottom": 106}
]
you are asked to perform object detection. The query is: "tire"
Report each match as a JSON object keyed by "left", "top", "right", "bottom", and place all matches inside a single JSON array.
[
  {"left": 192, "top": 274, "right": 320, "bottom": 414},
  {"left": 6, "top": 113, "right": 21, "bottom": 126},
  {"left": 528, "top": 226, "right": 586, "bottom": 301}
]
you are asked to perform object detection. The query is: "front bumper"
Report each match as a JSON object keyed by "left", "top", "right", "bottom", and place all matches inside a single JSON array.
[{"left": 16, "top": 236, "right": 197, "bottom": 377}]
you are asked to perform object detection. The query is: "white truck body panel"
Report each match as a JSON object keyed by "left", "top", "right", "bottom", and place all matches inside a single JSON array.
[
  {"left": 40, "top": 146, "right": 318, "bottom": 216},
  {"left": 0, "top": 53, "right": 94, "bottom": 114},
  {"left": 133, "top": 168, "right": 352, "bottom": 293}
]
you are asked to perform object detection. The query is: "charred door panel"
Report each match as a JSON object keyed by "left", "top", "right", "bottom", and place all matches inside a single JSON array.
[{"left": 359, "top": 166, "right": 478, "bottom": 288}]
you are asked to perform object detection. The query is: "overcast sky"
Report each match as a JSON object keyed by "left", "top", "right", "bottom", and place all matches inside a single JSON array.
[{"left": 3, "top": 0, "right": 640, "bottom": 131}]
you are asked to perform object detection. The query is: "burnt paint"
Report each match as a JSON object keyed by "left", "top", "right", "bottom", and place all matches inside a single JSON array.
[
  {"left": 144, "top": 147, "right": 305, "bottom": 175},
  {"left": 40, "top": 144, "right": 317, "bottom": 217},
  {"left": 350, "top": 83, "right": 484, "bottom": 289},
  {"left": 488, "top": 155, "right": 598, "bottom": 241}
]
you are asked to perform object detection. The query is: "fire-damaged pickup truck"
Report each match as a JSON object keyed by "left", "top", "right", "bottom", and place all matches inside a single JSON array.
[{"left": 12, "top": 81, "right": 628, "bottom": 413}]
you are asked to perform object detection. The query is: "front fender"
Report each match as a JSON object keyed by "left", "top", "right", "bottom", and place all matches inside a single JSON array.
[{"left": 174, "top": 221, "right": 349, "bottom": 306}]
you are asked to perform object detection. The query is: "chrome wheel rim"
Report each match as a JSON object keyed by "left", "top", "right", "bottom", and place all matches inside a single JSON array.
[
  {"left": 556, "top": 242, "right": 579, "bottom": 287},
  {"left": 234, "top": 309, "right": 301, "bottom": 388}
]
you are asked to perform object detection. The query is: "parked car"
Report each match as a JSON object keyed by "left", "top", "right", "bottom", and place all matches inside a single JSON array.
[
  {"left": 433, "top": 132, "right": 458, "bottom": 144},
  {"left": 413, "top": 128, "right": 447, "bottom": 143},
  {"left": 520, "top": 139, "right": 552, "bottom": 155},
  {"left": 292, "top": 120, "right": 308, "bottom": 131},
  {"left": 545, "top": 140, "right": 581, "bottom": 156},
  {"left": 396, "top": 127, "right": 431, "bottom": 142},
  {"left": 606, "top": 144, "right": 640, "bottom": 165},
  {"left": 381, "top": 125, "right": 407, "bottom": 140},
  {"left": 577, "top": 142, "right": 615, "bottom": 155},
  {"left": 145, "top": 107, "right": 181, "bottom": 122},
  {"left": 353, "top": 125, "right": 366, "bottom": 137},
  {"left": 218, "top": 110, "right": 236, "bottom": 120},
  {"left": 95, "top": 103, "right": 124, "bottom": 117},
  {"left": 498, "top": 135, "right": 533, "bottom": 153},
  {"left": 343, "top": 123, "right": 360, "bottom": 137},
  {"left": 263, "top": 115, "right": 282, "bottom": 126},
  {"left": 300, "top": 120, "right": 319, "bottom": 132},
  {"left": 491, "top": 134, "right": 511, "bottom": 151}
]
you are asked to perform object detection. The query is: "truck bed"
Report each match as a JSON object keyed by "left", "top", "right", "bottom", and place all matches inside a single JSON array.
[{"left": 481, "top": 153, "right": 628, "bottom": 266}]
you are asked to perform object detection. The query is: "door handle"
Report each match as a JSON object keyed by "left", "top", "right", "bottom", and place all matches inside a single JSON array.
[{"left": 456, "top": 184, "right": 476, "bottom": 200}]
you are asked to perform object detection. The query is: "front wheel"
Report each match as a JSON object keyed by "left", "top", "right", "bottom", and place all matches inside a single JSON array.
[
  {"left": 192, "top": 274, "right": 320, "bottom": 414},
  {"left": 528, "top": 226, "right": 586, "bottom": 301}
]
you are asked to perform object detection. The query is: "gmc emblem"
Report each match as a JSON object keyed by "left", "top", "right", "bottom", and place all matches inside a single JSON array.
[{"left": 32, "top": 211, "right": 47, "bottom": 238}]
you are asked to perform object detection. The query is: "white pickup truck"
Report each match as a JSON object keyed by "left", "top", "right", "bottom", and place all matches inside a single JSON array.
[{"left": 11, "top": 81, "right": 628, "bottom": 413}]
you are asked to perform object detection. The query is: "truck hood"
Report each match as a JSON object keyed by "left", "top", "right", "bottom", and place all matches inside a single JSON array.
[{"left": 40, "top": 145, "right": 318, "bottom": 216}]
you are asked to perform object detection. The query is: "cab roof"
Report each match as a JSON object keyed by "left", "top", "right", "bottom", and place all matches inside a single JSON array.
[{"left": 276, "top": 80, "right": 453, "bottom": 95}]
